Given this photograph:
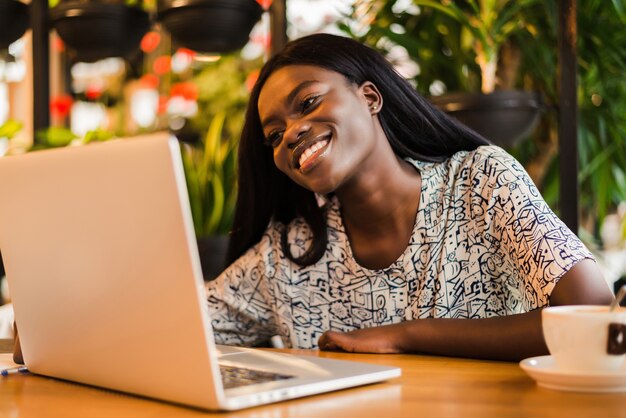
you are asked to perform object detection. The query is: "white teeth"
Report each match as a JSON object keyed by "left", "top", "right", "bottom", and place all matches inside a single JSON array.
[{"left": 299, "top": 139, "right": 329, "bottom": 168}]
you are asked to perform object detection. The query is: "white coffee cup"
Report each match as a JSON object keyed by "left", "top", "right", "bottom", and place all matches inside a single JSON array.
[{"left": 542, "top": 305, "right": 626, "bottom": 373}]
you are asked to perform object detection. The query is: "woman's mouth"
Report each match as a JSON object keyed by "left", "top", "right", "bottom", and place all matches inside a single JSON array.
[{"left": 297, "top": 137, "right": 330, "bottom": 172}]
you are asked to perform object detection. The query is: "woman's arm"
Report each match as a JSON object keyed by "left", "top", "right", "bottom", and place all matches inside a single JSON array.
[
  {"left": 205, "top": 229, "right": 286, "bottom": 347},
  {"left": 318, "top": 259, "right": 614, "bottom": 361}
]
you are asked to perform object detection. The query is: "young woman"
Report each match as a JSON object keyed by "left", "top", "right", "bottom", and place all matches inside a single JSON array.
[{"left": 203, "top": 33, "right": 612, "bottom": 362}]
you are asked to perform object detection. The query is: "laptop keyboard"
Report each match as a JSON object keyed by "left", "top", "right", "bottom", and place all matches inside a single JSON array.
[{"left": 219, "top": 365, "right": 294, "bottom": 389}]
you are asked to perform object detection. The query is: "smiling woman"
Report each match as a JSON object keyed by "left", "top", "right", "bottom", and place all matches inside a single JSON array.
[
  {"left": 203, "top": 34, "right": 613, "bottom": 361},
  {"left": 258, "top": 66, "right": 385, "bottom": 195}
]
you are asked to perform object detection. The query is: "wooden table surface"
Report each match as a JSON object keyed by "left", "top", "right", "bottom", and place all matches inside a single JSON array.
[{"left": 0, "top": 340, "right": 624, "bottom": 418}]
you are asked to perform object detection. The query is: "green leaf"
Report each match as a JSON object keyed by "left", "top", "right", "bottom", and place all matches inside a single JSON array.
[
  {"left": 467, "top": 0, "right": 480, "bottom": 15},
  {"left": 612, "top": 166, "right": 626, "bottom": 201},
  {"left": 181, "top": 146, "right": 205, "bottom": 235},
  {"left": 412, "top": 1, "right": 473, "bottom": 26},
  {"left": 35, "top": 127, "right": 77, "bottom": 148},
  {"left": 203, "top": 111, "right": 226, "bottom": 169},
  {"left": 83, "top": 129, "right": 114, "bottom": 144},
  {"left": 183, "top": 105, "right": 240, "bottom": 236},
  {"left": 205, "top": 174, "right": 225, "bottom": 235},
  {"left": 596, "top": 164, "right": 611, "bottom": 221},
  {"left": 612, "top": 0, "right": 626, "bottom": 19},
  {"left": 0, "top": 120, "right": 23, "bottom": 139},
  {"left": 412, "top": 1, "right": 492, "bottom": 63}
]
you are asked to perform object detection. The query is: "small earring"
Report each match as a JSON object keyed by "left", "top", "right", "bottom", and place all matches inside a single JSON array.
[{"left": 371, "top": 105, "right": 378, "bottom": 110}]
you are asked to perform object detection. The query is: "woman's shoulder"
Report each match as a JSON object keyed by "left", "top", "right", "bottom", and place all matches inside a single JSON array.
[
  {"left": 405, "top": 145, "right": 520, "bottom": 179},
  {"left": 222, "top": 221, "right": 284, "bottom": 274},
  {"left": 451, "top": 145, "right": 527, "bottom": 179},
  {"left": 454, "top": 144, "right": 516, "bottom": 166},
  {"left": 405, "top": 145, "right": 514, "bottom": 170}
]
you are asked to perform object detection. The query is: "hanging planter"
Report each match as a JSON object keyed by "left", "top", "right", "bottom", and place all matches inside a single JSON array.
[
  {"left": 429, "top": 91, "right": 543, "bottom": 148},
  {"left": 50, "top": 0, "right": 151, "bottom": 63},
  {"left": 156, "top": 0, "right": 264, "bottom": 53},
  {"left": 0, "top": 0, "right": 29, "bottom": 50}
]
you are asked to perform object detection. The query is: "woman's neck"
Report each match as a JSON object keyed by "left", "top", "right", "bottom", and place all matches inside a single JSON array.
[
  {"left": 336, "top": 149, "right": 421, "bottom": 270},
  {"left": 335, "top": 139, "right": 422, "bottom": 242}
]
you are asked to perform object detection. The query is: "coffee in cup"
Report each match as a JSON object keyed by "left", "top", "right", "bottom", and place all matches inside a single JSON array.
[{"left": 542, "top": 305, "right": 626, "bottom": 373}]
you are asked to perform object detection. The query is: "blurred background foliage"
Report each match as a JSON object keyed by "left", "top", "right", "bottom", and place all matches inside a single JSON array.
[
  {"left": 183, "top": 55, "right": 262, "bottom": 237},
  {"left": 340, "top": 0, "right": 626, "bottom": 242},
  {"left": 1, "top": 0, "right": 623, "bottom": 244}
]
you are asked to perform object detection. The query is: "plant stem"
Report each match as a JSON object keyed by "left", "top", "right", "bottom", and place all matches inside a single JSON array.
[{"left": 476, "top": 42, "right": 497, "bottom": 93}]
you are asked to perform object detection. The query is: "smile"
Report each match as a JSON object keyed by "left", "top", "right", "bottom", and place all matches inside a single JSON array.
[{"left": 296, "top": 135, "right": 331, "bottom": 172}]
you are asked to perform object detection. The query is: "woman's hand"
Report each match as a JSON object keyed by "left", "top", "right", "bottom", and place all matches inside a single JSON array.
[
  {"left": 319, "top": 310, "right": 549, "bottom": 361},
  {"left": 318, "top": 324, "right": 405, "bottom": 354}
]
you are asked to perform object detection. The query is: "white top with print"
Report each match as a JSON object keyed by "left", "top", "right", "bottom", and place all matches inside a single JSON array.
[{"left": 205, "top": 146, "right": 593, "bottom": 349}]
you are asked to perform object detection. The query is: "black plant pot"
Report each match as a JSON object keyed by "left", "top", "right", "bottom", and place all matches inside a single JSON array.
[
  {"left": 157, "top": 0, "right": 263, "bottom": 53},
  {"left": 429, "top": 90, "right": 543, "bottom": 148},
  {"left": 0, "top": 0, "right": 29, "bottom": 50},
  {"left": 50, "top": 1, "right": 150, "bottom": 62},
  {"left": 196, "top": 235, "right": 229, "bottom": 281}
]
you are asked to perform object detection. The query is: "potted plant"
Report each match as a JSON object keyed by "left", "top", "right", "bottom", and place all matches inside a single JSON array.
[
  {"left": 344, "top": 0, "right": 543, "bottom": 148},
  {"left": 175, "top": 55, "right": 258, "bottom": 280},
  {"left": 49, "top": 0, "right": 151, "bottom": 62},
  {"left": 0, "top": 0, "right": 29, "bottom": 50},
  {"left": 180, "top": 111, "right": 237, "bottom": 280},
  {"left": 156, "top": 0, "right": 264, "bottom": 53},
  {"left": 416, "top": 1, "right": 545, "bottom": 147}
]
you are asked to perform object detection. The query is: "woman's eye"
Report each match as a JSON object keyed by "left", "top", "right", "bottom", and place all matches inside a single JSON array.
[
  {"left": 300, "top": 95, "right": 320, "bottom": 113},
  {"left": 264, "top": 130, "right": 283, "bottom": 148}
]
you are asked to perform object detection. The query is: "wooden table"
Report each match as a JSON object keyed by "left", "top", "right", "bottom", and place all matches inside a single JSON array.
[{"left": 0, "top": 340, "right": 623, "bottom": 418}]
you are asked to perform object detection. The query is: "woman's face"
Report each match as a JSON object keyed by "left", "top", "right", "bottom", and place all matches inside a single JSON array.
[{"left": 257, "top": 65, "right": 382, "bottom": 195}]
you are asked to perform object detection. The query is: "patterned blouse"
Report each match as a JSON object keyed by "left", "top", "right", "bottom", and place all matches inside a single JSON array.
[{"left": 206, "top": 145, "right": 593, "bottom": 349}]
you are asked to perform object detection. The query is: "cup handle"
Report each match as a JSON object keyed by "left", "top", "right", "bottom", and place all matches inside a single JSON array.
[{"left": 608, "top": 323, "right": 626, "bottom": 355}]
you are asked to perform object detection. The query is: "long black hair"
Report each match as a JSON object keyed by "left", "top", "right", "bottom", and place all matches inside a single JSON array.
[{"left": 226, "top": 33, "right": 489, "bottom": 267}]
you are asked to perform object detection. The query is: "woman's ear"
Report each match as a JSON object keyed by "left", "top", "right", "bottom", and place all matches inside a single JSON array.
[{"left": 360, "top": 81, "right": 383, "bottom": 115}]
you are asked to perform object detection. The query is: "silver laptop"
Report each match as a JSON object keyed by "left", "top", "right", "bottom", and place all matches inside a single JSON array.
[{"left": 0, "top": 132, "right": 400, "bottom": 411}]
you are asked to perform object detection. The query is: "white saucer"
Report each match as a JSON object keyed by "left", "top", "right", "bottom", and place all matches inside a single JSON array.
[{"left": 520, "top": 355, "right": 626, "bottom": 393}]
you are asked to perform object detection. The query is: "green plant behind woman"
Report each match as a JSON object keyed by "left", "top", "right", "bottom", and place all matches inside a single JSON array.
[
  {"left": 183, "top": 55, "right": 260, "bottom": 238},
  {"left": 181, "top": 111, "right": 238, "bottom": 237}
]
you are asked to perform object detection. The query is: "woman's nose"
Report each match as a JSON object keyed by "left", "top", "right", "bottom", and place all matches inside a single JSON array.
[{"left": 284, "top": 120, "right": 311, "bottom": 146}]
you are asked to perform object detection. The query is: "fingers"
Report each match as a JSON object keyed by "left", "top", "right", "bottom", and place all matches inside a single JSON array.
[
  {"left": 318, "top": 327, "right": 403, "bottom": 354},
  {"left": 317, "top": 331, "right": 335, "bottom": 351},
  {"left": 318, "top": 331, "right": 354, "bottom": 352}
]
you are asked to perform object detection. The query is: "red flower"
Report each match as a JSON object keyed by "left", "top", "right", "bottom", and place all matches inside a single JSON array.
[
  {"left": 139, "top": 73, "right": 159, "bottom": 89},
  {"left": 256, "top": 0, "right": 272, "bottom": 9},
  {"left": 153, "top": 56, "right": 171, "bottom": 75},
  {"left": 85, "top": 85, "right": 102, "bottom": 100},
  {"left": 50, "top": 95, "right": 73, "bottom": 118},
  {"left": 52, "top": 36, "right": 64, "bottom": 52},
  {"left": 158, "top": 95, "right": 169, "bottom": 115},
  {"left": 140, "top": 31, "right": 161, "bottom": 53},
  {"left": 170, "top": 81, "right": 199, "bottom": 101}
]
